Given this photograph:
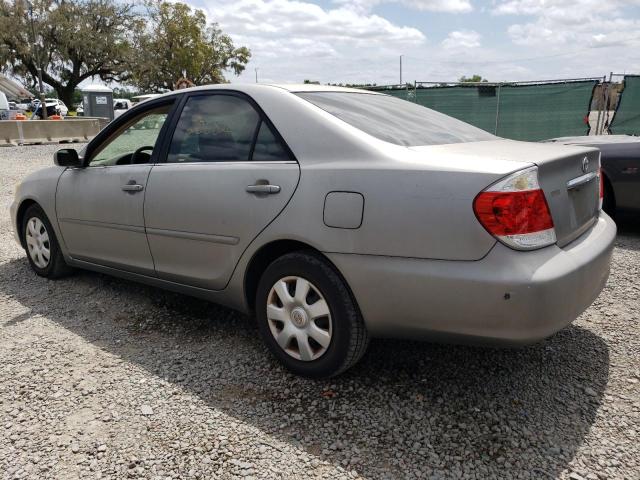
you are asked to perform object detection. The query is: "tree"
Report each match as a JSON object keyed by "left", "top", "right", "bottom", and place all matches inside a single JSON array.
[
  {"left": 129, "top": 2, "right": 250, "bottom": 92},
  {"left": 0, "top": 0, "right": 139, "bottom": 107},
  {"left": 459, "top": 75, "right": 488, "bottom": 83}
]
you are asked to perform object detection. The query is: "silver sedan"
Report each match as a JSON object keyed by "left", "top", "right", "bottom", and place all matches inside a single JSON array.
[{"left": 10, "top": 84, "right": 616, "bottom": 377}]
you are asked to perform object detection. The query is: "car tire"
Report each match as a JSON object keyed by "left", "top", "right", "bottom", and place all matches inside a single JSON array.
[
  {"left": 255, "top": 251, "right": 369, "bottom": 378},
  {"left": 22, "top": 204, "right": 73, "bottom": 279}
]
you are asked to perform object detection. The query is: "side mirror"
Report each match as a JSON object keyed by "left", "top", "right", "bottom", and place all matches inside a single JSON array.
[{"left": 54, "top": 148, "right": 82, "bottom": 167}]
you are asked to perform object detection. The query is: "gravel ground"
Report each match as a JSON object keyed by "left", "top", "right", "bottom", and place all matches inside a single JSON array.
[{"left": 0, "top": 144, "right": 638, "bottom": 480}]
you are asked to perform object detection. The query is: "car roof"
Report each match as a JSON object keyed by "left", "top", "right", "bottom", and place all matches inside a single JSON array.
[
  {"left": 267, "top": 84, "right": 382, "bottom": 94},
  {"left": 154, "top": 83, "right": 383, "bottom": 99}
]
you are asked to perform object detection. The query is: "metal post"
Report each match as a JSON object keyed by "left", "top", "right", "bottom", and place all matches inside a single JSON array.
[
  {"left": 27, "top": 1, "right": 46, "bottom": 119},
  {"left": 594, "top": 76, "right": 604, "bottom": 135},
  {"left": 601, "top": 72, "right": 612, "bottom": 135},
  {"left": 254, "top": 68, "right": 258, "bottom": 83},
  {"left": 399, "top": 55, "right": 403, "bottom": 85},
  {"left": 494, "top": 84, "right": 502, "bottom": 135}
]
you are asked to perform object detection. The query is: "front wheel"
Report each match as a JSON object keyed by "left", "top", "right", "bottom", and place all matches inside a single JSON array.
[
  {"left": 255, "top": 251, "right": 369, "bottom": 378},
  {"left": 22, "top": 204, "right": 73, "bottom": 278}
]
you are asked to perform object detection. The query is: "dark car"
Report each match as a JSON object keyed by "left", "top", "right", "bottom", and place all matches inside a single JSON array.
[{"left": 545, "top": 135, "right": 640, "bottom": 216}]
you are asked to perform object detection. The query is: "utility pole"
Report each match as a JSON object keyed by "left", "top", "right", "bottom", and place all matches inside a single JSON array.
[
  {"left": 255, "top": 68, "right": 259, "bottom": 83},
  {"left": 399, "top": 55, "right": 403, "bottom": 85},
  {"left": 27, "top": 1, "right": 47, "bottom": 119}
]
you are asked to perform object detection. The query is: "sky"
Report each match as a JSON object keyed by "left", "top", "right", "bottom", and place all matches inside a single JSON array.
[{"left": 187, "top": 0, "right": 640, "bottom": 85}]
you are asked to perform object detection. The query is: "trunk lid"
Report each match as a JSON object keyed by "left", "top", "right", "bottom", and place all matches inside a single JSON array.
[{"left": 409, "top": 140, "right": 601, "bottom": 247}]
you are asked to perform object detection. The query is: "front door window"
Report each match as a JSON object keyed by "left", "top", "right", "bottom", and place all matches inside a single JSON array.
[{"left": 89, "top": 105, "right": 172, "bottom": 166}]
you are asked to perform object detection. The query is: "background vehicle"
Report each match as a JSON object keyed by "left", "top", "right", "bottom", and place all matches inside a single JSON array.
[
  {"left": 16, "top": 98, "right": 32, "bottom": 111},
  {"left": 114, "top": 98, "right": 132, "bottom": 118},
  {"left": 0, "top": 92, "right": 10, "bottom": 120},
  {"left": 44, "top": 98, "right": 68, "bottom": 116},
  {"left": 30, "top": 102, "right": 61, "bottom": 119},
  {"left": 545, "top": 135, "right": 640, "bottom": 215},
  {"left": 11, "top": 85, "right": 615, "bottom": 378}
]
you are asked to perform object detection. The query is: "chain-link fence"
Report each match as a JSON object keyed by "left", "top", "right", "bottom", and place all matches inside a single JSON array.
[{"left": 364, "top": 75, "right": 640, "bottom": 141}]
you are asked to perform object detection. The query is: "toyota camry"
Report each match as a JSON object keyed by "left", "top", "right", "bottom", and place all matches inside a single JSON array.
[{"left": 10, "top": 84, "right": 616, "bottom": 377}]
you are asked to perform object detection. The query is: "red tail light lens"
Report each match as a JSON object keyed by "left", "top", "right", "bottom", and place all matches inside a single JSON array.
[
  {"left": 598, "top": 167, "right": 604, "bottom": 210},
  {"left": 474, "top": 189, "right": 554, "bottom": 235},
  {"left": 473, "top": 167, "right": 556, "bottom": 250}
]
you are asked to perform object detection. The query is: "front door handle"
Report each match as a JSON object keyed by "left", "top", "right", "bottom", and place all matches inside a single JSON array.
[
  {"left": 246, "top": 184, "right": 281, "bottom": 194},
  {"left": 122, "top": 184, "right": 144, "bottom": 192}
]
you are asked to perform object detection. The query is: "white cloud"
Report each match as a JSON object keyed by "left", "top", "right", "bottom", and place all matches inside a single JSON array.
[
  {"left": 205, "top": 0, "right": 429, "bottom": 84},
  {"left": 210, "top": 0, "right": 425, "bottom": 46},
  {"left": 190, "top": 0, "right": 640, "bottom": 85},
  {"left": 494, "top": 0, "right": 640, "bottom": 48},
  {"left": 336, "top": 0, "right": 473, "bottom": 14},
  {"left": 401, "top": 0, "right": 472, "bottom": 12},
  {"left": 441, "top": 30, "right": 481, "bottom": 49}
]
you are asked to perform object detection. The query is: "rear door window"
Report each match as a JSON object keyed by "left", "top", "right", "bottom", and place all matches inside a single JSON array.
[
  {"left": 168, "top": 95, "right": 259, "bottom": 163},
  {"left": 252, "top": 121, "right": 290, "bottom": 161}
]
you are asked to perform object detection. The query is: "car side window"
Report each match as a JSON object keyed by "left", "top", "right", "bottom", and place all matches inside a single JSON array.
[
  {"left": 252, "top": 121, "right": 290, "bottom": 161},
  {"left": 89, "top": 104, "right": 172, "bottom": 167},
  {"left": 167, "top": 94, "right": 262, "bottom": 163}
]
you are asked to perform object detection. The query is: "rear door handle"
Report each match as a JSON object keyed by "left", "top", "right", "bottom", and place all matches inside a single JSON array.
[
  {"left": 246, "top": 184, "right": 281, "bottom": 194},
  {"left": 122, "top": 184, "right": 144, "bottom": 192}
]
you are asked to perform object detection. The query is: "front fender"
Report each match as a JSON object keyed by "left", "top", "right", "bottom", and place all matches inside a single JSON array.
[{"left": 12, "top": 166, "right": 67, "bottom": 253}]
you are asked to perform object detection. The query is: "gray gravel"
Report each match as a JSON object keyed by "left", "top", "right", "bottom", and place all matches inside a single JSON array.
[{"left": 1, "top": 144, "right": 639, "bottom": 479}]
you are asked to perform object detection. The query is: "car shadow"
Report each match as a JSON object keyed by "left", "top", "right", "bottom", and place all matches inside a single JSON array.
[
  {"left": 615, "top": 212, "right": 640, "bottom": 233},
  {"left": 613, "top": 212, "right": 640, "bottom": 253},
  {"left": 0, "top": 257, "right": 610, "bottom": 478}
]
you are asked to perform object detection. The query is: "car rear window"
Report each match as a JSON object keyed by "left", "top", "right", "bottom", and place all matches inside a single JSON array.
[{"left": 296, "top": 92, "right": 496, "bottom": 146}]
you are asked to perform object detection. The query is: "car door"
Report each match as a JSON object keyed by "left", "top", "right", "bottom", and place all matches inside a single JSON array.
[
  {"left": 144, "top": 92, "right": 300, "bottom": 290},
  {"left": 56, "top": 100, "right": 175, "bottom": 275}
]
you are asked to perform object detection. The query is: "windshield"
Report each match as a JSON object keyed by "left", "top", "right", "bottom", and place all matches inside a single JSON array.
[{"left": 296, "top": 91, "right": 496, "bottom": 147}]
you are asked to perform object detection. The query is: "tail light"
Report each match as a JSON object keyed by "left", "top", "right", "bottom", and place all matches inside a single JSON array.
[
  {"left": 473, "top": 166, "right": 556, "bottom": 250},
  {"left": 598, "top": 166, "right": 604, "bottom": 211}
]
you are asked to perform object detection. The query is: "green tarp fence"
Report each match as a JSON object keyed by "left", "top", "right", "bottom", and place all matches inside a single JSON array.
[
  {"left": 610, "top": 75, "right": 640, "bottom": 135},
  {"left": 370, "top": 81, "right": 597, "bottom": 141}
]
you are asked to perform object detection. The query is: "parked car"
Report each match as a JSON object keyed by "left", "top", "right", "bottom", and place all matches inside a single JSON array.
[
  {"left": 11, "top": 85, "right": 615, "bottom": 377},
  {"left": 44, "top": 98, "right": 68, "bottom": 116},
  {"left": 30, "top": 102, "right": 62, "bottom": 119},
  {"left": 16, "top": 98, "right": 32, "bottom": 111},
  {"left": 76, "top": 103, "right": 84, "bottom": 116},
  {"left": 0, "top": 91, "right": 9, "bottom": 120},
  {"left": 114, "top": 98, "right": 132, "bottom": 118},
  {"left": 544, "top": 135, "right": 640, "bottom": 215}
]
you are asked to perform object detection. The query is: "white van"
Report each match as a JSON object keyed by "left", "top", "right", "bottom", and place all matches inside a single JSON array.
[{"left": 0, "top": 91, "right": 10, "bottom": 120}]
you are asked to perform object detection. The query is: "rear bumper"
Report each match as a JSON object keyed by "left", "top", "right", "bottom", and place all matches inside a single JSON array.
[{"left": 327, "top": 213, "right": 616, "bottom": 345}]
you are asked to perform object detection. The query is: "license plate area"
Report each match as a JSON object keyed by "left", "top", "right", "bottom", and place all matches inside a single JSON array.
[{"left": 567, "top": 175, "right": 598, "bottom": 230}]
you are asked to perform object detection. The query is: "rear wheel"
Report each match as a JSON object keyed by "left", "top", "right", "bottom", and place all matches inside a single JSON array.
[
  {"left": 22, "top": 204, "right": 73, "bottom": 278},
  {"left": 255, "top": 251, "right": 369, "bottom": 378}
]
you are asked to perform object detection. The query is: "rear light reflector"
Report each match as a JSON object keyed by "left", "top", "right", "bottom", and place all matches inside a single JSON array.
[
  {"left": 473, "top": 166, "right": 557, "bottom": 250},
  {"left": 598, "top": 167, "right": 604, "bottom": 210}
]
